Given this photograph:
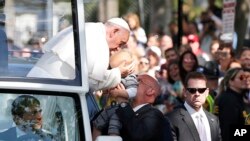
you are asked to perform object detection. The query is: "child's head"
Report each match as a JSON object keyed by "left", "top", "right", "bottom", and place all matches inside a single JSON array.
[{"left": 110, "top": 49, "right": 133, "bottom": 69}]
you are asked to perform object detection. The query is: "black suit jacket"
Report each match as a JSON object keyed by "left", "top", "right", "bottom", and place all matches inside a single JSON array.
[
  {"left": 116, "top": 104, "right": 173, "bottom": 141},
  {"left": 166, "top": 105, "right": 221, "bottom": 141}
]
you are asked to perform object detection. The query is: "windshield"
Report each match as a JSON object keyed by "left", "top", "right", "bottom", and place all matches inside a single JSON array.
[
  {"left": 0, "top": 92, "right": 84, "bottom": 141},
  {"left": 0, "top": 0, "right": 81, "bottom": 85}
]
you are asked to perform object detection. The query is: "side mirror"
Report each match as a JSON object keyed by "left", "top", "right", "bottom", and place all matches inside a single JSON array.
[{"left": 95, "top": 136, "right": 122, "bottom": 141}]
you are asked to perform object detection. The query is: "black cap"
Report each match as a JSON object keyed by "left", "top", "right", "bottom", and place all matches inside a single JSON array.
[{"left": 196, "top": 61, "right": 220, "bottom": 79}]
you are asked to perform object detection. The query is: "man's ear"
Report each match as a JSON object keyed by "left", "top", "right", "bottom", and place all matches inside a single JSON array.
[
  {"left": 146, "top": 88, "right": 155, "bottom": 96},
  {"left": 204, "top": 88, "right": 209, "bottom": 98},
  {"left": 183, "top": 87, "right": 187, "bottom": 98}
]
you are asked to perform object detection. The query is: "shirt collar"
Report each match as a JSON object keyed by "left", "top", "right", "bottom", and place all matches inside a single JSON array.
[
  {"left": 133, "top": 103, "right": 148, "bottom": 112},
  {"left": 16, "top": 126, "right": 27, "bottom": 138},
  {"left": 184, "top": 102, "right": 205, "bottom": 116}
]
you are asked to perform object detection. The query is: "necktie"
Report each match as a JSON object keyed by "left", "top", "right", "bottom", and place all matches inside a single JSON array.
[{"left": 196, "top": 114, "right": 207, "bottom": 141}]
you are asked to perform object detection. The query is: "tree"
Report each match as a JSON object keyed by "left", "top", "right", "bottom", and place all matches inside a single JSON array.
[{"left": 235, "top": 0, "right": 250, "bottom": 52}]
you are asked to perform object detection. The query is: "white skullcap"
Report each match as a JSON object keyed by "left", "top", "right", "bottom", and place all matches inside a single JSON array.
[
  {"left": 147, "top": 46, "right": 161, "bottom": 57},
  {"left": 107, "top": 17, "right": 130, "bottom": 31}
]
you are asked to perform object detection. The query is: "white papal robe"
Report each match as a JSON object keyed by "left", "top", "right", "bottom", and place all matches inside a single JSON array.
[{"left": 27, "top": 23, "right": 121, "bottom": 90}]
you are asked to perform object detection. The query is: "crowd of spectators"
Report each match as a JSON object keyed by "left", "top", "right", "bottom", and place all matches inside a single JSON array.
[{"left": 92, "top": 10, "right": 250, "bottom": 140}]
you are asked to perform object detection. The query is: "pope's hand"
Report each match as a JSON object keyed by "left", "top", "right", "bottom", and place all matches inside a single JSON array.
[{"left": 118, "top": 61, "right": 135, "bottom": 77}]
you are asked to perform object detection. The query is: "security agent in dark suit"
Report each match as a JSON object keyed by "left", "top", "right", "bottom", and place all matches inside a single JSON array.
[
  {"left": 115, "top": 74, "right": 173, "bottom": 141},
  {"left": 0, "top": 95, "right": 54, "bottom": 141},
  {"left": 196, "top": 61, "right": 220, "bottom": 113},
  {"left": 166, "top": 72, "right": 221, "bottom": 141}
]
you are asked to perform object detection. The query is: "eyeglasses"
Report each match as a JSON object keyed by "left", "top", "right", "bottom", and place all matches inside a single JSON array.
[
  {"left": 186, "top": 88, "right": 207, "bottom": 94},
  {"left": 139, "top": 61, "right": 149, "bottom": 65}
]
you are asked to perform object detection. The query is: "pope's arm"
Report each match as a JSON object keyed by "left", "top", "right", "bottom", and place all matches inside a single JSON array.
[{"left": 88, "top": 67, "right": 121, "bottom": 91}]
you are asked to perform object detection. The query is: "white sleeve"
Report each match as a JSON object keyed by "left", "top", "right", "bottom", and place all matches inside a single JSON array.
[
  {"left": 136, "top": 28, "right": 147, "bottom": 44},
  {"left": 211, "top": 14, "right": 222, "bottom": 30},
  {"left": 88, "top": 67, "right": 121, "bottom": 91}
]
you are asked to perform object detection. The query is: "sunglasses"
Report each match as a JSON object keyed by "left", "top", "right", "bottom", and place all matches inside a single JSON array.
[
  {"left": 186, "top": 88, "right": 207, "bottom": 94},
  {"left": 239, "top": 74, "right": 250, "bottom": 81},
  {"left": 188, "top": 40, "right": 196, "bottom": 43},
  {"left": 215, "top": 51, "right": 229, "bottom": 57}
]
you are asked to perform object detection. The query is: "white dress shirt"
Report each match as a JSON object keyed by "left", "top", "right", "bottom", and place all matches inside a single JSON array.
[
  {"left": 184, "top": 102, "right": 211, "bottom": 141},
  {"left": 133, "top": 103, "right": 148, "bottom": 112},
  {"left": 16, "top": 126, "right": 26, "bottom": 138}
]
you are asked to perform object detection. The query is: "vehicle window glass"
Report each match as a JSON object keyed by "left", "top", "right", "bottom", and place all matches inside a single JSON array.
[
  {"left": 0, "top": 0, "right": 78, "bottom": 82},
  {"left": 0, "top": 93, "right": 84, "bottom": 141}
]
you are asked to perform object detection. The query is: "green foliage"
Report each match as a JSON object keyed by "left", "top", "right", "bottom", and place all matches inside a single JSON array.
[
  {"left": 119, "top": 0, "right": 134, "bottom": 16},
  {"left": 172, "top": 0, "right": 179, "bottom": 12},
  {"left": 215, "top": 0, "right": 223, "bottom": 8},
  {"left": 84, "top": 1, "right": 99, "bottom": 22},
  {"left": 181, "top": 0, "right": 223, "bottom": 21}
]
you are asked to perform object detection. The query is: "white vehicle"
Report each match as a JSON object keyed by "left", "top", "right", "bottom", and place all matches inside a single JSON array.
[{"left": 0, "top": 0, "right": 121, "bottom": 141}]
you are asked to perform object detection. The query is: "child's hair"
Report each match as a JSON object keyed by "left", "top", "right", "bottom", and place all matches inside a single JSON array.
[
  {"left": 109, "top": 49, "right": 133, "bottom": 69},
  {"left": 124, "top": 13, "right": 141, "bottom": 30}
]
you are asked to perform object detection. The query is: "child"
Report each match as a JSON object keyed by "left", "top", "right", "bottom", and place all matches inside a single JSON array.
[{"left": 92, "top": 49, "right": 137, "bottom": 137}]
